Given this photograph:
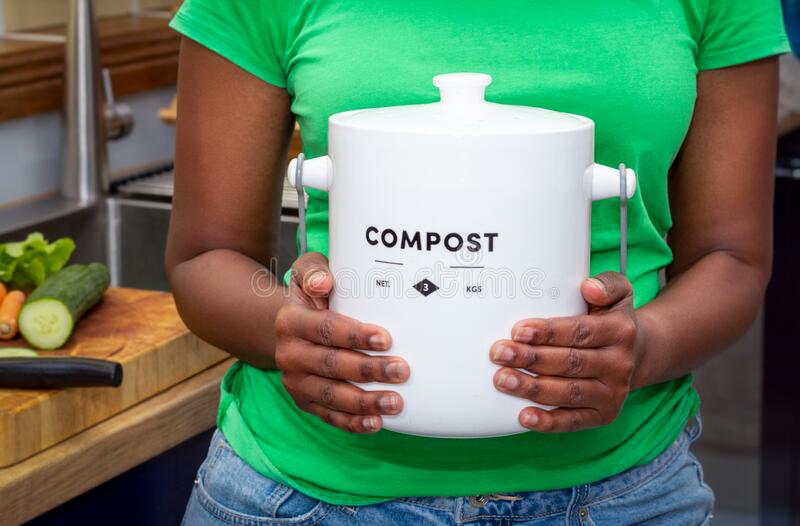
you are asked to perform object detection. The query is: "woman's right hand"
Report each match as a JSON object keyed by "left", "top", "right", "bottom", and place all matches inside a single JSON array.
[{"left": 274, "top": 252, "right": 409, "bottom": 433}]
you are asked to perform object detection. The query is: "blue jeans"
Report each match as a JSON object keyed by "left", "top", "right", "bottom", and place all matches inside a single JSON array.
[{"left": 182, "top": 420, "right": 714, "bottom": 525}]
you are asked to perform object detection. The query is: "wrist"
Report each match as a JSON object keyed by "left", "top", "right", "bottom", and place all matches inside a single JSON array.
[{"left": 630, "top": 307, "right": 667, "bottom": 390}]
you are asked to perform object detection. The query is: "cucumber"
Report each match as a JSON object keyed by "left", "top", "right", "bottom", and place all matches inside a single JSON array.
[
  {"left": 19, "top": 263, "right": 110, "bottom": 350},
  {"left": 0, "top": 348, "right": 38, "bottom": 358}
]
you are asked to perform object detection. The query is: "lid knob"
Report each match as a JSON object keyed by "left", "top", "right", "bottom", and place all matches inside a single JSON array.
[{"left": 433, "top": 73, "right": 492, "bottom": 107}]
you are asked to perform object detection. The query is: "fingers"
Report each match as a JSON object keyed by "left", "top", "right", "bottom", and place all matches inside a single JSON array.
[
  {"left": 290, "top": 252, "right": 333, "bottom": 298},
  {"left": 284, "top": 342, "right": 410, "bottom": 383},
  {"left": 278, "top": 342, "right": 408, "bottom": 434},
  {"left": 494, "top": 368, "right": 609, "bottom": 407},
  {"left": 280, "top": 252, "right": 404, "bottom": 435},
  {"left": 580, "top": 271, "right": 633, "bottom": 310},
  {"left": 275, "top": 304, "right": 392, "bottom": 350},
  {"left": 490, "top": 340, "right": 607, "bottom": 378},
  {"left": 499, "top": 272, "right": 636, "bottom": 435},
  {"left": 303, "top": 402, "right": 384, "bottom": 434},
  {"left": 284, "top": 374, "right": 403, "bottom": 417},
  {"left": 518, "top": 406, "right": 605, "bottom": 433},
  {"left": 511, "top": 311, "right": 636, "bottom": 348}
]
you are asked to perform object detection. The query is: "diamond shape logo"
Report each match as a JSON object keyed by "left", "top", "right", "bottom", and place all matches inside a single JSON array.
[{"left": 412, "top": 278, "right": 439, "bottom": 297}]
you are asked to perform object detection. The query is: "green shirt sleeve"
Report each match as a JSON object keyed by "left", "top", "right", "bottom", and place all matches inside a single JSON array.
[
  {"left": 697, "top": 0, "right": 790, "bottom": 70},
  {"left": 169, "top": 0, "right": 288, "bottom": 87}
]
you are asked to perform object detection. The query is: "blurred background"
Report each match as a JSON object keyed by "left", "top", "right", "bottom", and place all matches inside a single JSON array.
[{"left": 0, "top": 1, "right": 797, "bottom": 525}]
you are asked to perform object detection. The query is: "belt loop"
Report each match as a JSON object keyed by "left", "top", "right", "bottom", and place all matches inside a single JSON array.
[
  {"left": 567, "top": 484, "right": 591, "bottom": 524},
  {"left": 686, "top": 412, "right": 703, "bottom": 443}
]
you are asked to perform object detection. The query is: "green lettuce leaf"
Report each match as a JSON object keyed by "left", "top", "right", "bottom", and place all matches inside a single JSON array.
[{"left": 0, "top": 233, "right": 76, "bottom": 289}]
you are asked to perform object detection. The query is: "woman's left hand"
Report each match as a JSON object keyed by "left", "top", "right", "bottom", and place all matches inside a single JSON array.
[{"left": 491, "top": 271, "right": 644, "bottom": 433}]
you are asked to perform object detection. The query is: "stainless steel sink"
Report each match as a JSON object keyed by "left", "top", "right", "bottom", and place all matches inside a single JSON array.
[
  {"left": 0, "top": 197, "right": 108, "bottom": 267},
  {"left": 0, "top": 195, "right": 299, "bottom": 292}
]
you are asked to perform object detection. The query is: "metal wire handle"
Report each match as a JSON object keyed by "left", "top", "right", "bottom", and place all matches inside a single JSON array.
[
  {"left": 619, "top": 163, "right": 628, "bottom": 275},
  {"left": 293, "top": 153, "right": 308, "bottom": 255}
]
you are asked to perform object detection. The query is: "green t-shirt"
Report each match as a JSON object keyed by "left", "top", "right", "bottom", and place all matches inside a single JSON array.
[{"left": 171, "top": 0, "right": 788, "bottom": 505}]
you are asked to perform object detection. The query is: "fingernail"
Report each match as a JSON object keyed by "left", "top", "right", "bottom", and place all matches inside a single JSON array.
[
  {"left": 362, "top": 416, "right": 379, "bottom": 431},
  {"left": 522, "top": 411, "right": 540, "bottom": 427},
  {"left": 492, "top": 345, "right": 514, "bottom": 363},
  {"left": 384, "top": 361, "right": 407, "bottom": 380},
  {"left": 513, "top": 327, "right": 534, "bottom": 342},
  {"left": 379, "top": 395, "right": 399, "bottom": 412},
  {"left": 307, "top": 271, "right": 327, "bottom": 288},
  {"left": 369, "top": 334, "right": 387, "bottom": 350},
  {"left": 588, "top": 277, "right": 606, "bottom": 292},
  {"left": 497, "top": 372, "right": 520, "bottom": 390}
]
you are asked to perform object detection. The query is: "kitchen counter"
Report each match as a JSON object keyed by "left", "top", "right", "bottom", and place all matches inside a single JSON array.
[{"left": 0, "top": 288, "right": 232, "bottom": 525}]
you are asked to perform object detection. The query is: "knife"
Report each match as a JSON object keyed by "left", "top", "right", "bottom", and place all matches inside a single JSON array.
[{"left": 0, "top": 357, "right": 123, "bottom": 389}]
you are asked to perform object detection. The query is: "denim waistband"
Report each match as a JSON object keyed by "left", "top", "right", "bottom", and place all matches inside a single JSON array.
[{"left": 397, "top": 416, "right": 699, "bottom": 518}]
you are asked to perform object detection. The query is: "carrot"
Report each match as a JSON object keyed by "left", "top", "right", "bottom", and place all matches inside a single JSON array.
[
  {"left": 0, "top": 282, "right": 6, "bottom": 306},
  {"left": 0, "top": 290, "right": 25, "bottom": 340}
]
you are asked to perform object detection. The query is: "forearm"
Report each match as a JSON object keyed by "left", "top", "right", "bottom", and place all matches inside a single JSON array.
[
  {"left": 632, "top": 250, "right": 769, "bottom": 389},
  {"left": 168, "top": 249, "right": 286, "bottom": 369},
  {"left": 631, "top": 59, "right": 779, "bottom": 389}
]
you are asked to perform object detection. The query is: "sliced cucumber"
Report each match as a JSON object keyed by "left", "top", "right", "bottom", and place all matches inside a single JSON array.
[
  {"left": 0, "top": 348, "right": 38, "bottom": 358},
  {"left": 19, "top": 299, "right": 74, "bottom": 350},
  {"left": 19, "top": 263, "right": 110, "bottom": 350}
]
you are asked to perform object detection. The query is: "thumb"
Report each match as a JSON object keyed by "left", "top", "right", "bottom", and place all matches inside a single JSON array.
[
  {"left": 581, "top": 271, "right": 633, "bottom": 309},
  {"left": 290, "top": 252, "right": 333, "bottom": 298}
]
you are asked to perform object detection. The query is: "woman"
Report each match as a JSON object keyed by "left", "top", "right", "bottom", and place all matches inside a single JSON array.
[{"left": 166, "top": 1, "right": 788, "bottom": 524}]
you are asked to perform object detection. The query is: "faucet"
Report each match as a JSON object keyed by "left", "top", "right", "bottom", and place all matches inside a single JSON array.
[{"left": 62, "top": 0, "right": 134, "bottom": 202}]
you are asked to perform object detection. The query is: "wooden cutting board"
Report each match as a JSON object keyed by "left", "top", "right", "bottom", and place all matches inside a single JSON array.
[{"left": 0, "top": 287, "right": 229, "bottom": 467}]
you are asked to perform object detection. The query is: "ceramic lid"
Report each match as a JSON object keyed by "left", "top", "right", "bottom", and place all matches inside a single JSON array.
[{"left": 330, "top": 73, "right": 592, "bottom": 135}]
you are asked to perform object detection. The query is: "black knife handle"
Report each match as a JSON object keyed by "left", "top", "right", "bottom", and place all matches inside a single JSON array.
[{"left": 0, "top": 358, "right": 123, "bottom": 389}]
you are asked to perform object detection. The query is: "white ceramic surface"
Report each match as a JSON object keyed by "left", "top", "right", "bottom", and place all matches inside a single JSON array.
[{"left": 288, "top": 73, "right": 636, "bottom": 438}]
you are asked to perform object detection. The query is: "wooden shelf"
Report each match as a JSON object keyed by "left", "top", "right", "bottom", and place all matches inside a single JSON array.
[{"left": 0, "top": 13, "right": 179, "bottom": 122}]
